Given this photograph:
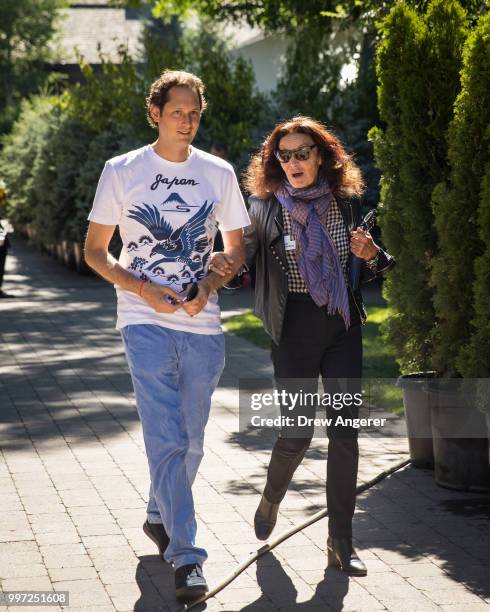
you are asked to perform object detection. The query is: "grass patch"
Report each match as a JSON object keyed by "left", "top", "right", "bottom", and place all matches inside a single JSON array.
[
  {"left": 362, "top": 305, "right": 399, "bottom": 378},
  {"left": 362, "top": 306, "right": 403, "bottom": 414},
  {"left": 223, "top": 311, "right": 271, "bottom": 350}
]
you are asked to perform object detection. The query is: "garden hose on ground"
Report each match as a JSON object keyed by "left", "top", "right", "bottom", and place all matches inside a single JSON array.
[{"left": 184, "top": 457, "right": 412, "bottom": 610}]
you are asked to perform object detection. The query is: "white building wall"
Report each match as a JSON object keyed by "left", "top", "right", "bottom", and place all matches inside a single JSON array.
[
  {"left": 228, "top": 25, "right": 358, "bottom": 95},
  {"left": 229, "top": 33, "right": 289, "bottom": 94}
]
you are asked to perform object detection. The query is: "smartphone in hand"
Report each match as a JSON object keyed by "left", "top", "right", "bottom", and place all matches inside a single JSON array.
[
  {"left": 183, "top": 282, "right": 199, "bottom": 303},
  {"left": 359, "top": 209, "right": 377, "bottom": 232}
]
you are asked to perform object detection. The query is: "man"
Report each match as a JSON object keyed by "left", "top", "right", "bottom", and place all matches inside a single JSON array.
[{"left": 84, "top": 70, "right": 249, "bottom": 602}]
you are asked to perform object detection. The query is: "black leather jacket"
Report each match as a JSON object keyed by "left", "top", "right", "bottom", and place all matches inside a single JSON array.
[{"left": 244, "top": 195, "right": 395, "bottom": 345}]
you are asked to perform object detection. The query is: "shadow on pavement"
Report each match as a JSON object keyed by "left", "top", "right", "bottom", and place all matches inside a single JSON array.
[
  {"left": 224, "top": 465, "right": 490, "bottom": 609},
  {"left": 134, "top": 554, "right": 177, "bottom": 611},
  {"left": 240, "top": 552, "right": 350, "bottom": 611}
]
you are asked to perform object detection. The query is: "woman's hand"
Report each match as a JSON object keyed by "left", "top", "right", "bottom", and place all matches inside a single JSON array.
[
  {"left": 209, "top": 251, "right": 234, "bottom": 277},
  {"left": 350, "top": 228, "right": 379, "bottom": 261}
]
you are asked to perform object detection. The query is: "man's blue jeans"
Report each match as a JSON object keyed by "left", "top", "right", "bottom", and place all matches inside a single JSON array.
[{"left": 121, "top": 324, "right": 225, "bottom": 569}]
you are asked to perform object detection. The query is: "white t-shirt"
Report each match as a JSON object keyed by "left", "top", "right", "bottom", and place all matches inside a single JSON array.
[{"left": 88, "top": 144, "right": 250, "bottom": 334}]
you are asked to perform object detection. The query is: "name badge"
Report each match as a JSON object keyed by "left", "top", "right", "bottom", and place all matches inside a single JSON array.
[{"left": 284, "top": 234, "right": 296, "bottom": 251}]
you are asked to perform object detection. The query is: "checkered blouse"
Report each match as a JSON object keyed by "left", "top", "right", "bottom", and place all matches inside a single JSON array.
[{"left": 282, "top": 199, "right": 350, "bottom": 293}]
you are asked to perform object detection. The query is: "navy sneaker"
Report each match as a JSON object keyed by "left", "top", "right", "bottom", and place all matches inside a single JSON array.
[{"left": 174, "top": 563, "right": 208, "bottom": 602}]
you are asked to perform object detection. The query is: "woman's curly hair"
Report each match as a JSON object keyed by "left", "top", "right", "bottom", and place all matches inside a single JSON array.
[{"left": 244, "top": 116, "right": 364, "bottom": 199}]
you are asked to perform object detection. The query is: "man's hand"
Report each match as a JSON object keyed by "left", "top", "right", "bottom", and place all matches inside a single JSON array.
[
  {"left": 141, "top": 282, "right": 183, "bottom": 314},
  {"left": 350, "top": 228, "right": 379, "bottom": 261},
  {"left": 181, "top": 280, "right": 211, "bottom": 317},
  {"left": 85, "top": 222, "right": 183, "bottom": 315}
]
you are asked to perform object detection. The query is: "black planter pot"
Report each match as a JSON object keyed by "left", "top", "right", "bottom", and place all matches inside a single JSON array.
[
  {"left": 397, "top": 373, "right": 436, "bottom": 469},
  {"left": 429, "top": 380, "right": 489, "bottom": 492}
]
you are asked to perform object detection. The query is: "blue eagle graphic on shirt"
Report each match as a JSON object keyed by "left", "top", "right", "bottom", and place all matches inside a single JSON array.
[{"left": 127, "top": 200, "right": 213, "bottom": 274}]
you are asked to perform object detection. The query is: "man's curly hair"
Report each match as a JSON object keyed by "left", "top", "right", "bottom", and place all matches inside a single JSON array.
[{"left": 146, "top": 69, "right": 207, "bottom": 129}]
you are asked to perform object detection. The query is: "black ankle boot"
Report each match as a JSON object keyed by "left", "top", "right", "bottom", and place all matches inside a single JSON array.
[
  {"left": 327, "top": 536, "right": 367, "bottom": 576},
  {"left": 254, "top": 494, "right": 280, "bottom": 541}
]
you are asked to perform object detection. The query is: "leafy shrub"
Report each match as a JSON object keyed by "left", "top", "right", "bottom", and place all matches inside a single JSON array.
[
  {"left": 30, "top": 115, "right": 94, "bottom": 245},
  {"left": 0, "top": 96, "right": 58, "bottom": 226},
  {"left": 62, "top": 46, "right": 151, "bottom": 141}
]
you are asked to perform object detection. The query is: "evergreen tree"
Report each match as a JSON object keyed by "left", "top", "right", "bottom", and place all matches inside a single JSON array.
[
  {"left": 368, "top": 0, "right": 468, "bottom": 372},
  {"left": 432, "top": 11, "right": 490, "bottom": 376},
  {"left": 460, "top": 157, "right": 490, "bottom": 376}
]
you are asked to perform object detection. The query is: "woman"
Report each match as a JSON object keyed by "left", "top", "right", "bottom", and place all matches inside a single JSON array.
[{"left": 211, "top": 116, "right": 394, "bottom": 576}]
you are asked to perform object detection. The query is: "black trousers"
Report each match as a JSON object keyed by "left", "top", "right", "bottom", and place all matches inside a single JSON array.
[
  {"left": 264, "top": 293, "right": 362, "bottom": 538},
  {"left": 0, "top": 244, "right": 7, "bottom": 288}
]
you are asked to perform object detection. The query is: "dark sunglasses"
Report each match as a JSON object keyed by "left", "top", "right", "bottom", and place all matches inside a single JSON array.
[{"left": 274, "top": 144, "right": 317, "bottom": 164}]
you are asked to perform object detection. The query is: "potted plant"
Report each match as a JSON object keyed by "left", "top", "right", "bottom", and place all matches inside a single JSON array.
[
  {"left": 429, "top": 379, "right": 489, "bottom": 491},
  {"left": 397, "top": 373, "right": 436, "bottom": 469}
]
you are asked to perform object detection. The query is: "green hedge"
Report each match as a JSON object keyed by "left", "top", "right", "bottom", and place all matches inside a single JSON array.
[
  {"left": 30, "top": 116, "right": 94, "bottom": 245},
  {"left": 0, "top": 96, "right": 58, "bottom": 228}
]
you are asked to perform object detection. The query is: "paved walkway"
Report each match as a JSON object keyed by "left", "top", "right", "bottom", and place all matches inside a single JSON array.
[{"left": 0, "top": 236, "right": 489, "bottom": 612}]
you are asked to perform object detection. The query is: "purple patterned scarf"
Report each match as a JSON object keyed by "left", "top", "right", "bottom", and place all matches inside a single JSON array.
[{"left": 275, "top": 177, "right": 350, "bottom": 328}]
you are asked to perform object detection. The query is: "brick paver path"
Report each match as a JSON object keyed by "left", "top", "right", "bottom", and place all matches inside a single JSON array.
[{"left": 1, "top": 236, "right": 489, "bottom": 611}]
